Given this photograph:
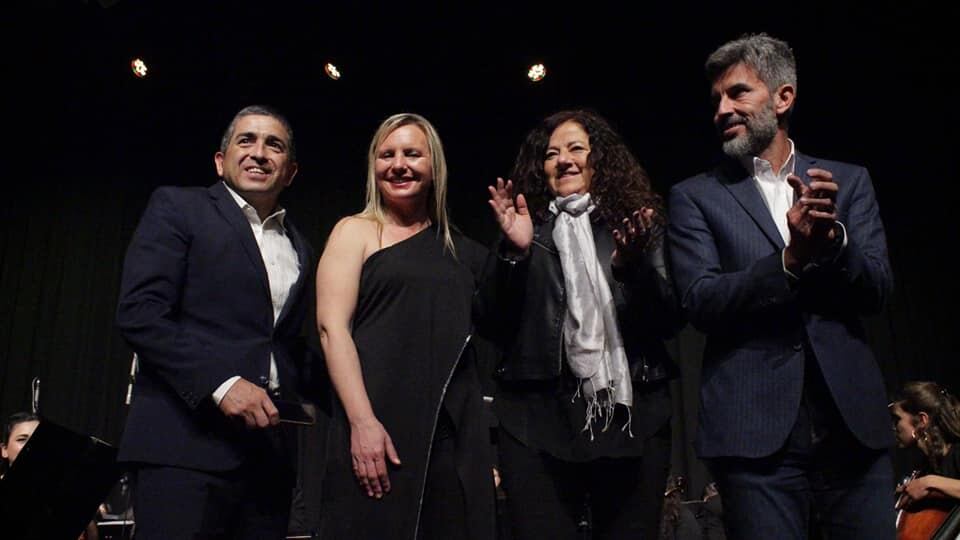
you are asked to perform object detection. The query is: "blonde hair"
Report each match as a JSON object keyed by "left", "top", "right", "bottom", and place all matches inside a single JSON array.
[{"left": 360, "top": 113, "right": 456, "bottom": 256}]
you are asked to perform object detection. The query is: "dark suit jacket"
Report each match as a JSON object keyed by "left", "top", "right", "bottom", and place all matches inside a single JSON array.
[
  {"left": 667, "top": 152, "right": 893, "bottom": 458},
  {"left": 116, "top": 182, "right": 313, "bottom": 471}
]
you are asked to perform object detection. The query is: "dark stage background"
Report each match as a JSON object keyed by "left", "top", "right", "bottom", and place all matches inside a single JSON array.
[{"left": 2, "top": 0, "right": 957, "bottom": 521}]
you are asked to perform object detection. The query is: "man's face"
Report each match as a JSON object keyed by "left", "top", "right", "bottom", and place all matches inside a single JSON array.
[
  {"left": 711, "top": 63, "right": 779, "bottom": 159},
  {"left": 214, "top": 114, "right": 298, "bottom": 202}
]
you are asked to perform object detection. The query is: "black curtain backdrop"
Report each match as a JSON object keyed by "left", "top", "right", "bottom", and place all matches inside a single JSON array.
[{"left": 2, "top": 1, "right": 957, "bottom": 521}]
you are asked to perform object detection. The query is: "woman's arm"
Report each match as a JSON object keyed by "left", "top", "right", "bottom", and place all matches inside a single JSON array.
[
  {"left": 316, "top": 217, "right": 400, "bottom": 499},
  {"left": 903, "top": 474, "right": 960, "bottom": 502}
]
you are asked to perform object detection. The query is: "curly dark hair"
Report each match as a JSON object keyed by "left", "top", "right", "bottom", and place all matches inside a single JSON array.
[
  {"left": 893, "top": 381, "right": 960, "bottom": 472},
  {"left": 511, "top": 110, "right": 666, "bottom": 234}
]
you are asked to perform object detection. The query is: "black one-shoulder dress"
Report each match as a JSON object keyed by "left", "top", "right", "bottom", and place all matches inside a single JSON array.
[{"left": 320, "top": 226, "right": 494, "bottom": 540}]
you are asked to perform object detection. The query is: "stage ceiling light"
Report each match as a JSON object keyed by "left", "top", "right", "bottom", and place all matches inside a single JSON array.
[
  {"left": 324, "top": 63, "right": 341, "bottom": 80},
  {"left": 527, "top": 63, "right": 547, "bottom": 82},
  {"left": 130, "top": 58, "right": 148, "bottom": 79}
]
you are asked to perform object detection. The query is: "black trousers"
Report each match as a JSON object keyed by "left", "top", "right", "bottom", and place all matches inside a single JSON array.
[
  {"left": 499, "top": 427, "right": 671, "bottom": 540},
  {"left": 131, "top": 460, "right": 293, "bottom": 540}
]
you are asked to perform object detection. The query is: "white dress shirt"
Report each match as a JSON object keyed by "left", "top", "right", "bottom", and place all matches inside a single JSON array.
[
  {"left": 212, "top": 182, "right": 301, "bottom": 404},
  {"left": 745, "top": 139, "right": 798, "bottom": 245}
]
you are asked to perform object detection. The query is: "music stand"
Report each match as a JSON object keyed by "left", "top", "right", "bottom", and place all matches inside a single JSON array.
[{"left": 0, "top": 418, "right": 123, "bottom": 540}]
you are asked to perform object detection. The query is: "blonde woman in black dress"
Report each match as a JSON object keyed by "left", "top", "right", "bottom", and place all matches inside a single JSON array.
[{"left": 316, "top": 113, "right": 494, "bottom": 540}]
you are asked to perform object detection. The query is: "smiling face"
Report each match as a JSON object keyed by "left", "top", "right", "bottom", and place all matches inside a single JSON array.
[
  {"left": 214, "top": 114, "right": 298, "bottom": 207},
  {"left": 543, "top": 120, "right": 594, "bottom": 197},
  {"left": 374, "top": 124, "right": 433, "bottom": 208},
  {"left": 1, "top": 419, "right": 39, "bottom": 465},
  {"left": 711, "top": 62, "right": 781, "bottom": 159}
]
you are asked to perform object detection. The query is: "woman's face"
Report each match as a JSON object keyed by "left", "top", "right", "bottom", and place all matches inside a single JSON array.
[
  {"left": 544, "top": 120, "right": 594, "bottom": 197},
  {"left": 890, "top": 402, "right": 920, "bottom": 448},
  {"left": 2, "top": 419, "right": 39, "bottom": 465},
  {"left": 374, "top": 124, "right": 433, "bottom": 207}
]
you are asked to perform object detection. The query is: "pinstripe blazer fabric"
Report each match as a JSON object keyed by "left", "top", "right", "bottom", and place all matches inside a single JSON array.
[{"left": 667, "top": 153, "right": 893, "bottom": 458}]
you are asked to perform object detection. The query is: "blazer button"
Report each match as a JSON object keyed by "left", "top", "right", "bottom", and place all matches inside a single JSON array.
[
  {"left": 793, "top": 343, "right": 803, "bottom": 352},
  {"left": 258, "top": 375, "right": 269, "bottom": 386}
]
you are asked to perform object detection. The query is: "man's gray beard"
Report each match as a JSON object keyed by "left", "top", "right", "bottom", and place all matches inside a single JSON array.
[{"left": 721, "top": 101, "right": 778, "bottom": 159}]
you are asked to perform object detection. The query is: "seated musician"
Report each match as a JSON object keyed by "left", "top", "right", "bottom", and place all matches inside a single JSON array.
[
  {"left": 1, "top": 412, "right": 40, "bottom": 478},
  {"left": 891, "top": 382, "right": 960, "bottom": 507},
  {"left": 2, "top": 412, "right": 101, "bottom": 540}
]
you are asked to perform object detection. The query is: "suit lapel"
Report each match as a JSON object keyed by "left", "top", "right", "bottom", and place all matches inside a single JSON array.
[
  {"left": 208, "top": 182, "right": 272, "bottom": 301},
  {"left": 275, "top": 217, "right": 309, "bottom": 328},
  {"left": 795, "top": 152, "right": 818, "bottom": 188},
  {"left": 719, "top": 162, "right": 786, "bottom": 250}
]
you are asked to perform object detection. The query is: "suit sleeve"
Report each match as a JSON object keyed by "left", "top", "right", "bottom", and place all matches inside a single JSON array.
[
  {"left": 667, "top": 183, "right": 797, "bottom": 334},
  {"left": 116, "top": 188, "right": 238, "bottom": 409},
  {"left": 798, "top": 167, "right": 893, "bottom": 315}
]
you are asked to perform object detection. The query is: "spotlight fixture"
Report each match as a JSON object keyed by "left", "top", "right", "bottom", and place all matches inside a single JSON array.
[
  {"left": 130, "top": 58, "right": 148, "bottom": 78},
  {"left": 527, "top": 63, "right": 546, "bottom": 82},
  {"left": 324, "top": 62, "right": 341, "bottom": 80}
]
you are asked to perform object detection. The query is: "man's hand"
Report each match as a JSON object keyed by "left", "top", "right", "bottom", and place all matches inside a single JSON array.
[
  {"left": 218, "top": 378, "right": 279, "bottom": 428},
  {"left": 784, "top": 169, "right": 839, "bottom": 273}
]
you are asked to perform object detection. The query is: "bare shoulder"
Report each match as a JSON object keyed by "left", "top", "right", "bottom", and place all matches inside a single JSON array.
[
  {"left": 327, "top": 215, "right": 374, "bottom": 241},
  {"left": 323, "top": 215, "right": 380, "bottom": 260}
]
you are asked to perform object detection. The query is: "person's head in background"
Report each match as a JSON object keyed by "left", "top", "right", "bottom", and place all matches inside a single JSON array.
[
  {"left": 2, "top": 412, "right": 40, "bottom": 469},
  {"left": 890, "top": 381, "right": 960, "bottom": 466}
]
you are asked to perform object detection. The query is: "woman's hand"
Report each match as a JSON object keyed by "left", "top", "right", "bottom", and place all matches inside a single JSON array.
[
  {"left": 488, "top": 177, "right": 533, "bottom": 254},
  {"left": 611, "top": 207, "right": 657, "bottom": 268},
  {"left": 350, "top": 416, "right": 401, "bottom": 499}
]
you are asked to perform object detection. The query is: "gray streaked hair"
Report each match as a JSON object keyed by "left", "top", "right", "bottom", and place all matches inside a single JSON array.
[
  {"left": 219, "top": 105, "right": 296, "bottom": 161},
  {"left": 706, "top": 33, "right": 798, "bottom": 107}
]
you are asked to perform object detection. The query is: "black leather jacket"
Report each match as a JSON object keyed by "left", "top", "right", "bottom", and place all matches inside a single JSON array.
[{"left": 476, "top": 215, "right": 683, "bottom": 383}]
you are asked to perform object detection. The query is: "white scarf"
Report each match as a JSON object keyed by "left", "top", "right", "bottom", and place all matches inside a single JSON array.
[{"left": 549, "top": 192, "right": 633, "bottom": 438}]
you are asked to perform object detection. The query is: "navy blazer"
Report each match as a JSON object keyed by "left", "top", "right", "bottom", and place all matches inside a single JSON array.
[
  {"left": 116, "top": 182, "right": 313, "bottom": 471},
  {"left": 667, "top": 153, "right": 893, "bottom": 458}
]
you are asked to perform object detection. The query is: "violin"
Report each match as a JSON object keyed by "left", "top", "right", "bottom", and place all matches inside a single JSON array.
[{"left": 896, "top": 470, "right": 958, "bottom": 540}]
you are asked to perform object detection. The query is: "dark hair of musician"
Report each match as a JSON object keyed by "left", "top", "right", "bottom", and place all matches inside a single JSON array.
[
  {"left": 2, "top": 411, "right": 39, "bottom": 448},
  {"left": 894, "top": 381, "right": 960, "bottom": 471},
  {"left": 1, "top": 411, "right": 39, "bottom": 475}
]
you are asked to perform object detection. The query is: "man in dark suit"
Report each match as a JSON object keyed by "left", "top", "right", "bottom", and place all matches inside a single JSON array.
[
  {"left": 116, "top": 105, "right": 313, "bottom": 539},
  {"left": 667, "top": 34, "right": 895, "bottom": 539}
]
